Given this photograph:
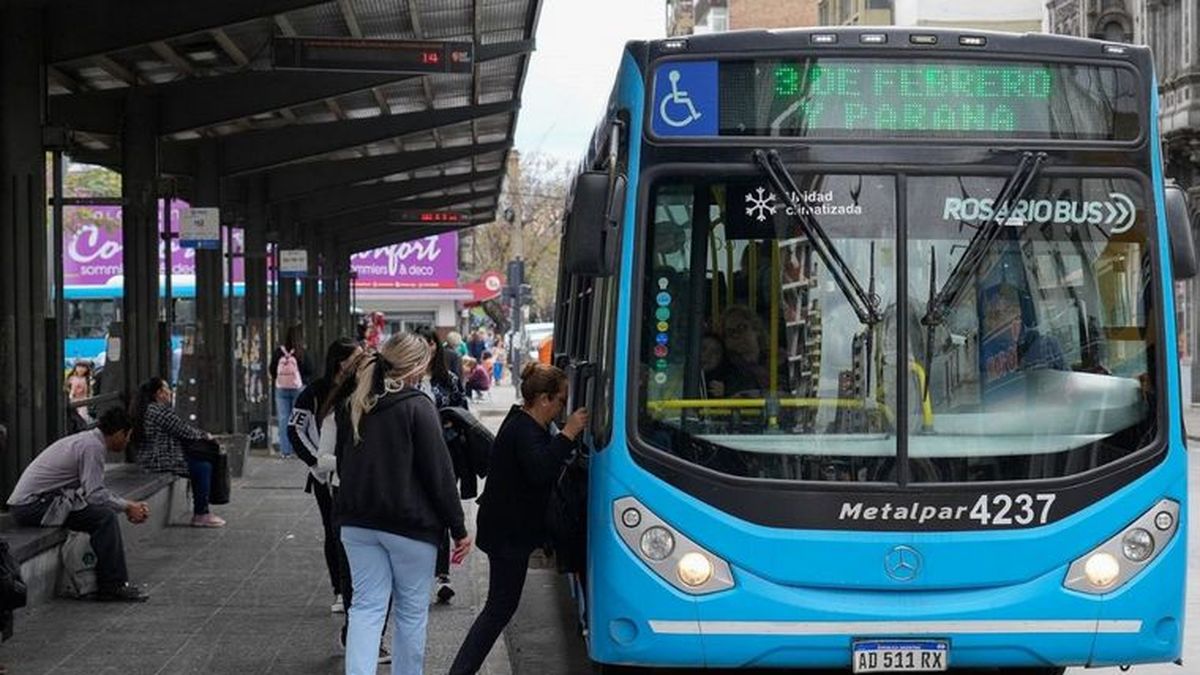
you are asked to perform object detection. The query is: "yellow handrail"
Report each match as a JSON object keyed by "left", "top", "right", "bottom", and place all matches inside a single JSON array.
[
  {"left": 646, "top": 397, "right": 895, "bottom": 422},
  {"left": 909, "top": 360, "right": 935, "bottom": 430}
]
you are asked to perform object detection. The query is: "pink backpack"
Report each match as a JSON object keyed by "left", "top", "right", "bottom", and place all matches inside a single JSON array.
[{"left": 276, "top": 348, "right": 303, "bottom": 389}]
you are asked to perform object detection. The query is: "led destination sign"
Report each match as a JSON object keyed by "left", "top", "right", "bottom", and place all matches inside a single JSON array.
[
  {"left": 652, "top": 58, "right": 1139, "bottom": 140},
  {"left": 771, "top": 62, "right": 1053, "bottom": 134}
]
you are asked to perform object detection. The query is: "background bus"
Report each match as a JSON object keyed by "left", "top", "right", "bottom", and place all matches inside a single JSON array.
[
  {"left": 553, "top": 28, "right": 1194, "bottom": 673},
  {"left": 64, "top": 279, "right": 246, "bottom": 377}
]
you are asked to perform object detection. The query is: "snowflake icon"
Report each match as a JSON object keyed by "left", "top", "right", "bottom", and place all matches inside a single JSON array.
[{"left": 744, "top": 186, "right": 777, "bottom": 222}]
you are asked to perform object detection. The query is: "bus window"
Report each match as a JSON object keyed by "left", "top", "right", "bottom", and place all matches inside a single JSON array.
[
  {"left": 638, "top": 175, "right": 899, "bottom": 482},
  {"left": 907, "top": 175, "right": 1155, "bottom": 482}
]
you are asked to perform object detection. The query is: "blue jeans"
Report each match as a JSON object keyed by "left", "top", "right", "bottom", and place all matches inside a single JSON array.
[
  {"left": 341, "top": 526, "right": 437, "bottom": 675},
  {"left": 275, "top": 387, "right": 301, "bottom": 456},
  {"left": 185, "top": 456, "right": 212, "bottom": 516}
]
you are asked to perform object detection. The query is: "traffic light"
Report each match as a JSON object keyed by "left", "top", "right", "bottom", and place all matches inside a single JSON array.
[{"left": 519, "top": 283, "right": 533, "bottom": 305}]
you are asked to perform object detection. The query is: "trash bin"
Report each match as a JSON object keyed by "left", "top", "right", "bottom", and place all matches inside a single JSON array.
[{"left": 213, "top": 434, "right": 250, "bottom": 478}]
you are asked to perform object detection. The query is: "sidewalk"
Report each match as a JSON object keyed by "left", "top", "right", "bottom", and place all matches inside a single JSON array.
[
  {"left": 471, "top": 381, "right": 518, "bottom": 421},
  {"left": 1185, "top": 405, "right": 1200, "bottom": 442},
  {"left": 0, "top": 453, "right": 510, "bottom": 674}
]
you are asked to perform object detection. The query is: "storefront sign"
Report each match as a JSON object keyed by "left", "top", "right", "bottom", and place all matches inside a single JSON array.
[
  {"left": 63, "top": 202, "right": 245, "bottom": 288},
  {"left": 350, "top": 233, "right": 458, "bottom": 289}
]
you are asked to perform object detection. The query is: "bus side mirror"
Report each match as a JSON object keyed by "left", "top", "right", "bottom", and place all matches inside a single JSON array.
[
  {"left": 563, "top": 171, "right": 626, "bottom": 277},
  {"left": 1165, "top": 181, "right": 1196, "bottom": 280}
]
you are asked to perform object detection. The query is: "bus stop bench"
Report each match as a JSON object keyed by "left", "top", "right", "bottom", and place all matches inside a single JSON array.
[{"left": 0, "top": 465, "right": 180, "bottom": 605}]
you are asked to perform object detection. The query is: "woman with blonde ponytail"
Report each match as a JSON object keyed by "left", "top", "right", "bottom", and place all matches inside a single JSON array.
[{"left": 334, "top": 332, "right": 473, "bottom": 675}]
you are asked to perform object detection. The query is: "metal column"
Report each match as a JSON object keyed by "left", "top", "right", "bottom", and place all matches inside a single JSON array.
[
  {"left": 244, "top": 177, "right": 270, "bottom": 448},
  {"left": 0, "top": 7, "right": 51, "bottom": 495},
  {"left": 320, "top": 238, "right": 340, "bottom": 350},
  {"left": 277, "top": 205, "right": 299, "bottom": 340},
  {"left": 194, "top": 140, "right": 227, "bottom": 430},
  {"left": 335, "top": 248, "right": 354, "bottom": 341},
  {"left": 120, "top": 91, "right": 162, "bottom": 405},
  {"left": 301, "top": 225, "right": 321, "bottom": 354}
]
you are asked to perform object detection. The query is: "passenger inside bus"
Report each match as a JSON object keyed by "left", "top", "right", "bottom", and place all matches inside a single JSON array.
[{"left": 716, "top": 305, "right": 770, "bottom": 397}]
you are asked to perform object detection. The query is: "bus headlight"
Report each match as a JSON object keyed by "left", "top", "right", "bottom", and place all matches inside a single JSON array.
[
  {"left": 677, "top": 552, "right": 714, "bottom": 587},
  {"left": 1121, "top": 528, "right": 1155, "bottom": 562},
  {"left": 1083, "top": 552, "right": 1121, "bottom": 588},
  {"left": 1065, "top": 499, "right": 1179, "bottom": 594},
  {"left": 613, "top": 496, "right": 734, "bottom": 595},
  {"left": 639, "top": 527, "right": 675, "bottom": 561}
]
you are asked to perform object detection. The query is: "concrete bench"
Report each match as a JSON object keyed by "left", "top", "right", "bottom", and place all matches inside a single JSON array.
[{"left": 0, "top": 464, "right": 186, "bottom": 605}]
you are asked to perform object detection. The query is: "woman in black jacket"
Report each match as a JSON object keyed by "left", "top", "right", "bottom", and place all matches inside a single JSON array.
[
  {"left": 336, "top": 332, "right": 472, "bottom": 675},
  {"left": 415, "top": 326, "right": 469, "bottom": 604},
  {"left": 449, "top": 362, "right": 588, "bottom": 675},
  {"left": 286, "top": 337, "right": 361, "bottom": 614}
]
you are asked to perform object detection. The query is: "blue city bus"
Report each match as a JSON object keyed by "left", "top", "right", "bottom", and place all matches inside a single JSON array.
[
  {"left": 64, "top": 280, "right": 245, "bottom": 368},
  {"left": 552, "top": 28, "right": 1195, "bottom": 673}
]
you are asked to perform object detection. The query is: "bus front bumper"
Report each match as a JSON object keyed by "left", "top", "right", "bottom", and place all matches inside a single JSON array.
[{"left": 588, "top": 529, "right": 1185, "bottom": 669}]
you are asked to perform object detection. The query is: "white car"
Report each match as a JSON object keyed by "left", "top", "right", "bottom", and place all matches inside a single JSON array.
[{"left": 522, "top": 322, "right": 554, "bottom": 361}]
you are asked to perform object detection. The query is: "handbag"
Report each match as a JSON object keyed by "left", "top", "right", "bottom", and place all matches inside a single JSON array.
[
  {"left": 183, "top": 437, "right": 221, "bottom": 463},
  {"left": 58, "top": 531, "right": 97, "bottom": 599},
  {"left": 209, "top": 452, "right": 231, "bottom": 505}
]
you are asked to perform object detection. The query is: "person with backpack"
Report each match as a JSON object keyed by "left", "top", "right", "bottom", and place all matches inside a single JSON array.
[
  {"left": 6, "top": 407, "right": 150, "bottom": 602},
  {"left": 448, "top": 362, "right": 587, "bottom": 675},
  {"left": 271, "top": 325, "right": 314, "bottom": 459}
]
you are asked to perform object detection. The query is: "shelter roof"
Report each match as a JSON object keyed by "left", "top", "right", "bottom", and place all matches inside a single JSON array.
[{"left": 45, "top": 0, "right": 541, "bottom": 250}]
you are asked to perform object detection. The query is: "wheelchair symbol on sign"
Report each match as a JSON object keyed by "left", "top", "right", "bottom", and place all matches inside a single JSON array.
[{"left": 659, "top": 69, "right": 703, "bottom": 128}]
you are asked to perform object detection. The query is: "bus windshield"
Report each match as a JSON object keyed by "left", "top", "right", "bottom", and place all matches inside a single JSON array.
[{"left": 636, "top": 172, "right": 1157, "bottom": 484}]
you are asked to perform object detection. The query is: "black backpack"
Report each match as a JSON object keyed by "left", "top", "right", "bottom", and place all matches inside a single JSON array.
[{"left": 545, "top": 452, "right": 589, "bottom": 575}]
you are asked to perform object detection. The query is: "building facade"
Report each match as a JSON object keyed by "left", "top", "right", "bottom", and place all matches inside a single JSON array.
[
  {"left": 667, "top": 0, "right": 819, "bottom": 36},
  {"left": 817, "top": 0, "right": 1042, "bottom": 30},
  {"left": 1048, "top": 0, "right": 1200, "bottom": 403}
]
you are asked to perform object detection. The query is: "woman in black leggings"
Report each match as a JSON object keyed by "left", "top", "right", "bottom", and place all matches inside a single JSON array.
[{"left": 449, "top": 362, "right": 587, "bottom": 674}]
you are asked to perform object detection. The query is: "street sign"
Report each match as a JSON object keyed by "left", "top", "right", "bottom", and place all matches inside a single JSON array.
[
  {"left": 388, "top": 209, "right": 470, "bottom": 225},
  {"left": 273, "top": 37, "right": 474, "bottom": 75},
  {"left": 278, "top": 249, "right": 308, "bottom": 279},
  {"left": 180, "top": 207, "right": 220, "bottom": 250}
]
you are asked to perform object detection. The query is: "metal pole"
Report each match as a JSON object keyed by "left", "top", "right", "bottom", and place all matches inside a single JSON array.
[
  {"left": 227, "top": 224, "right": 237, "bottom": 431},
  {"left": 162, "top": 192, "right": 174, "bottom": 381},
  {"left": 52, "top": 150, "right": 66, "bottom": 437}
]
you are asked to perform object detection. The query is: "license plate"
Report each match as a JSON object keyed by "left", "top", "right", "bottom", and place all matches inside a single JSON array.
[{"left": 852, "top": 640, "right": 949, "bottom": 672}]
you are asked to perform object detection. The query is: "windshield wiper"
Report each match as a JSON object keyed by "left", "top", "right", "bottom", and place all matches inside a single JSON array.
[
  {"left": 921, "top": 151, "right": 1047, "bottom": 329},
  {"left": 753, "top": 149, "right": 882, "bottom": 326}
]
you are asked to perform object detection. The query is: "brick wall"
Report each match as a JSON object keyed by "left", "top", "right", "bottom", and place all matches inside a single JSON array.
[{"left": 729, "top": 0, "right": 820, "bottom": 29}]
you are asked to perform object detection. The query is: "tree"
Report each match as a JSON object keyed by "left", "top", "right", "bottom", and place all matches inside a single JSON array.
[
  {"left": 469, "top": 151, "right": 572, "bottom": 321},
  {"left": 60, "top": 164, "right": 122, "bottom": 237}
]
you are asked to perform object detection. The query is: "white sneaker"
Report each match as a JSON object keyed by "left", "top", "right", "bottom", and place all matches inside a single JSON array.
[{"left": 330, "top": 594, "right": 344, "bottom": 613}]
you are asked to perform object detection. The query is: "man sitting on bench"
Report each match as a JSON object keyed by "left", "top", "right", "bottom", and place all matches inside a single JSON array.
[{"left": 6, "top": 407, "right": 150, "bottom": 602}]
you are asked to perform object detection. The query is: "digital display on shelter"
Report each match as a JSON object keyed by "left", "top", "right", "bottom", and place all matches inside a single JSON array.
[{"left": 702, "top": 59, "right": 1139, "bottom": 140}]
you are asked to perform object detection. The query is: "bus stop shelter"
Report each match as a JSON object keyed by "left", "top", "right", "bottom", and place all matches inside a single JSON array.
[{"left": 0, "top": 0, "right": 541, "bottom": 495}]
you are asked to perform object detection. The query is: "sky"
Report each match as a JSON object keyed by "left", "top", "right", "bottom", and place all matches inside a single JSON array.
[{"left": 513, "top": 0, "right": 666, "bottom": 164}]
